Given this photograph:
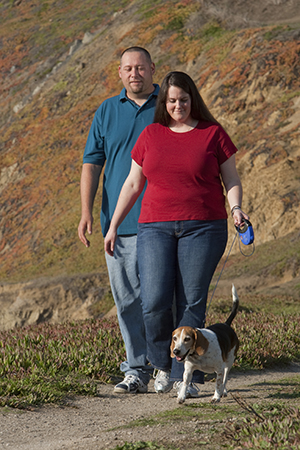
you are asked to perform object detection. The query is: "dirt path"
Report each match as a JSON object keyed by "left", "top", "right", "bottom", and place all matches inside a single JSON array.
[{"left": 1, "top": 363, "right": 299, "bottom": 450}]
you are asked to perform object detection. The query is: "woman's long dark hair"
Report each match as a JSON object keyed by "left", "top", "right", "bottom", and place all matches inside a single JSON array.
[{"left": 153, "top": 71, "right": 219, "bottom": 126}]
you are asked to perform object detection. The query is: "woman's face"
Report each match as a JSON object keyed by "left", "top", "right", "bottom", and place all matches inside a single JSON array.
[{"left": 166, "top": 85, "right": 192, "bottom": 125}]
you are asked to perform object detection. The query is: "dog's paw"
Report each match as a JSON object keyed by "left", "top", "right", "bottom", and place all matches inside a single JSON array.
[
  {"left": 177, "top": 396, "right": 185, "bottom": 404},
  {"left": 210, "top": 396, "right": 221, "bottom": 403}
]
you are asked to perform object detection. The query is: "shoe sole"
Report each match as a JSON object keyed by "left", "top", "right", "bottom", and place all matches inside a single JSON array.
[
  {"left": 113, "top": 386, "right": 148, "bottom": 394},
  {"left": 137, "top": 387, "right": 148, "bottom": 393},
  {"left": 186, "top": 393, "right": 200, "bottom": 398},
  {"left": 154, "top": 385, "right": 173, "bottom": 394},
  {"left": 113, "top": 387, "right": 138, "bottom": 394}
]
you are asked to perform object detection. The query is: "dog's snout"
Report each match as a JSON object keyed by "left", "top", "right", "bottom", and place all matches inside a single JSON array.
[{"left": 173, "top": 348, "right": 180, "bottom": 356}]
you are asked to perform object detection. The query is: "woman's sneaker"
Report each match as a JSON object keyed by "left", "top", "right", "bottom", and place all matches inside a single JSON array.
[
  {"left": 153, "top": 369, "right": 173, "bottom": 393},
  {"left": 173, "top": 381, "right": 200, "bottom": 398},
  {"left": 114, "top": 375, "right": 148, "bottom": 394}
]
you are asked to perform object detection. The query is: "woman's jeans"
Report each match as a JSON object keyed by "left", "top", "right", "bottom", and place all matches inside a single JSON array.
[{"left": 137, "top": 220, "right": 227, "bottom": 382}]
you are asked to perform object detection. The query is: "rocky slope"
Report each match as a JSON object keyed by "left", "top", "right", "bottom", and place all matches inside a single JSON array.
[
  {"left": 0, "top": 272, "right": 110, "bottom": 331},
  {"left": 0, "top": 0, "right": 300, "bottom": 329}
]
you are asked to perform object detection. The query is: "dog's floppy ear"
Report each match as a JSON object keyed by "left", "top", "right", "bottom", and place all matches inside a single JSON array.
[
  {"left": 170, "top": 330, "right": 176, "bottom": 358},
  {"left": 194, "top": 329, "right": 209, "bottom": 356}
]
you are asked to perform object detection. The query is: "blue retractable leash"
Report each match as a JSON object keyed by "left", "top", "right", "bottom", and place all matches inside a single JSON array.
[
  {"left": 205, "top": 219, "right": 255, "bottom": 319},
  {"left": 235, "top": 219, "right": 255, "bottom": 254}
]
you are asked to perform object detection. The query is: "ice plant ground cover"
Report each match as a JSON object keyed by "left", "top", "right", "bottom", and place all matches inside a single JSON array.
[
  {"left": 0, "top": 296, "right": 299, "bottom": 450},
  {"left": 0, "top": 318, "right": 125, "bottom": 408},
  {"left": 0, "top": 303, "right": 299, "bottom": 409}
]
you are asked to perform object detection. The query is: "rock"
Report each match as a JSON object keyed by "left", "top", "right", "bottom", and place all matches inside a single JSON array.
[
  {"left": 82, "top": 32, "right": 93, "bottom": 45},
  {"left": 68, "top": 39, "right": 82, "bottom": 56},
  {"left": 0, "top": 273, "right": 110, "bottom": 331}
]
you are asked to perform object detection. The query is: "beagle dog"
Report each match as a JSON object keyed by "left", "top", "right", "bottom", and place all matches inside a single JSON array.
[{"left": 170, "top": 285, "right": 239, "bottom": 404}]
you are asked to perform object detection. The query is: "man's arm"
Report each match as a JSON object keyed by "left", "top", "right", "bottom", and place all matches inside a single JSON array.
[{"left": 78, "top": 163, "right": 102, "bottom": 248}]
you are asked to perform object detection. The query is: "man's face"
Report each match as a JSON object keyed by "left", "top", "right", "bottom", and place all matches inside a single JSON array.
[{"left": 119, "top": 51, "right": 155, "bottom": 99}]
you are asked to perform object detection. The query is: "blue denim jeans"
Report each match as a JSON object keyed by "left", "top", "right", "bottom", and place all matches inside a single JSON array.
[
  {"left": 105, "top": 235, "right": 152, "bottom": 385},
  {"left": 137, "top": 220, "right": 227, "bottom": 382}
]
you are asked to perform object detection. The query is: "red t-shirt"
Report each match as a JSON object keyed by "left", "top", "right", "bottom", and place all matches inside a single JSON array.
[{"left": 131, "top": 121, "right": 237, "bottom": 222}]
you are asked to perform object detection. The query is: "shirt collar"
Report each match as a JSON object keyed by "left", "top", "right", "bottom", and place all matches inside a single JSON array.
[{"left": 119, "top": 83, "right": 159, "bottom": 103}]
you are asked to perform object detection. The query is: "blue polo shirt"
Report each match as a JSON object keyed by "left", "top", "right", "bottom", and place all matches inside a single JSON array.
[{"left": 83, "top": 84, "right": 159, "bottom": 237}]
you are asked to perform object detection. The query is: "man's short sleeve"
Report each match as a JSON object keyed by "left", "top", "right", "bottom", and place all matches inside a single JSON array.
[{"left": 83, "top": 108, "right": 106, "bottom": 166}]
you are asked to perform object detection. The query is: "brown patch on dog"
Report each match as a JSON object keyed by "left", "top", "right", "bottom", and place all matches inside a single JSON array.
[{"left": 194, "top": 329, "right": 209, "bottom": 356}]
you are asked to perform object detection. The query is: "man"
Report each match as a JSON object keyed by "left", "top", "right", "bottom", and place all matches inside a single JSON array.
[{"left": 78, "top": 47, "right": 159, "bottom": 394}]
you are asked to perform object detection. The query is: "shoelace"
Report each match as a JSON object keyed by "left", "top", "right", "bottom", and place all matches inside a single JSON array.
[
  {"left": 124, "top": 374, "right": 138, "bottom": 383},
  {"left": 153, "top": 369, "right": 170, "bottom": 379}
]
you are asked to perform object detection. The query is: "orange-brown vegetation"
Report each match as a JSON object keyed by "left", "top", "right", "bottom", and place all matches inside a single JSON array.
[{"left": 0, "top": 0, "right": 300, "bottom": 311}]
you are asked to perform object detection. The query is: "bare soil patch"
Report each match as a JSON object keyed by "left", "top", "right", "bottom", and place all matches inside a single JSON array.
[{"left": 1, "top": 363, "right": 299, "bottom": 450}]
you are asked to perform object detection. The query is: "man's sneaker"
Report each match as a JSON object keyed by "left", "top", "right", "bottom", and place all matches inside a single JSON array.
[
  {"left": 153, "top": 369, "right": 173, "bottom": 394},
  {"left": 173, "top": 381, "right": 200, "bottom": 398},
  {"left": 114, "top": 375, "right": 148, "bottom": 394}
]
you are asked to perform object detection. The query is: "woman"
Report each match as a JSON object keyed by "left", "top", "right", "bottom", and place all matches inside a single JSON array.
[{"left": 105, "top": 71, "right": 249, "bottom": 396}]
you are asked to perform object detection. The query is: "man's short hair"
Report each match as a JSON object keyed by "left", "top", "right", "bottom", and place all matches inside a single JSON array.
[{"left": 120, "top": 46, "right": 152, "bottom": 63}]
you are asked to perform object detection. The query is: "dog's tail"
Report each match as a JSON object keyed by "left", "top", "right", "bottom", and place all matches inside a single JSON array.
[{"left": 225, "top": 284, "right": 239, "bottom": 327}]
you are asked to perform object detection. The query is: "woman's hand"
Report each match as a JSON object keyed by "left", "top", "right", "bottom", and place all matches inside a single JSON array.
[
  {"left": 104, "top": 160, "right": 146, "bottom": 257},
  {"left": 231, "top": 206, "right": 249, "bottom": 228},
  {"left": 104, "top": 227, "right": 117, "bottom": 256}
]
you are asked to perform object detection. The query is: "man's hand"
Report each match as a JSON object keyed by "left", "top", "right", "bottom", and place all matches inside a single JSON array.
[
  {"left": 78, "top": 163, "right": 102, "bottom": 248},
  {"left": 78, "top": 214, "right": 93, "bottom": 248}
]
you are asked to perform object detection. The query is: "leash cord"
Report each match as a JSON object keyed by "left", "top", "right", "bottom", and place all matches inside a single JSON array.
[
  {"left": 205, "top": 229, "right": 255, "bottom": 322},
  {"left": 238, "top": 238, "right": 255, "bottom": 256},
  {"left": 205, "top": 231, "right": 238, "bottom": 320}
]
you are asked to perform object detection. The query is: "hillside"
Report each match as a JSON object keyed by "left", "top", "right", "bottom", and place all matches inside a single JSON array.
[{"left": 0, "top": 0, "right": 300, "bottom": 328}]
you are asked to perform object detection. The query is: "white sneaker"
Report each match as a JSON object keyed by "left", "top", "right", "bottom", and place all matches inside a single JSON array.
[
  {"left": 114, "top": 375, "right": 148, "bottom": 394},
  {"left": 173, "top": 381, "right": 200, "bottom": 398},
  {"left": 153, "top": 369, "right": 173, "bottom": 393}
]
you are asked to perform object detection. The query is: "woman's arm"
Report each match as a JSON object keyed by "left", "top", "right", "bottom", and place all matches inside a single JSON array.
[
  {"left": 220, "top": 154, "right": 249, "bottom": 227},
  {"left": 104, "top": 160, "right": 146, "bottom": 256}
]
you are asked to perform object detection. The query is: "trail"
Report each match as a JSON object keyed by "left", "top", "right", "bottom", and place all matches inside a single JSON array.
[{"left": 1, "top": 363, "right": 299, "bottom": 450}]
